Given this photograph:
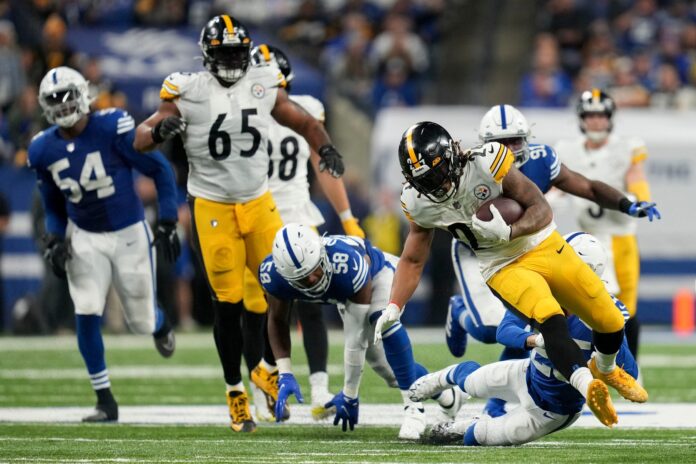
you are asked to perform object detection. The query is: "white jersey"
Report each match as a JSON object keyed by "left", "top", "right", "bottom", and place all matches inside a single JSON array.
[
  {"left": 160, "top": 66, "right": 285, "bottom": 203},
  {"left": 555, "top": 135, "right": 647, "bottom": 235},
  {"left": 267, "top": 94, "right": 325, "bottom": 225},
  {"left": 401, "top": 142, "right": 556, "bottom": 280}
]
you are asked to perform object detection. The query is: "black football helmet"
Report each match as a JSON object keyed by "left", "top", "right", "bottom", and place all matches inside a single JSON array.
[
  {"left": 252, "top": 44, "right": 294, "bottom": 91},
  {"left": 576, "top": 88, "right": 615, "bottom": 136},
  {"left": 398, "top": 121, "right": 464, "bottom": 203},
  {"left": 199, "top": 15, "right": 252, "bottom": 85}
]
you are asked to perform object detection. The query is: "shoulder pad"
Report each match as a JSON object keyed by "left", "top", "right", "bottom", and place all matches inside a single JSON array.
[
  {"left": 290, "top": 95, "right": 325, "bottom": 122},
  {"left": 474, "top": 141, "right": 515, "bottom": 184},
  {"left": 27, "top": 130, "right": 49, "bottom": 168},
  {"left": 250, "top": 62, "right": 286, "bottom": 89},
  {"left": 400, "top": 185, "right": 421, "bottom": 223},
  {"left": 160, "top": 72, "right": 196, "bottom": 101}
]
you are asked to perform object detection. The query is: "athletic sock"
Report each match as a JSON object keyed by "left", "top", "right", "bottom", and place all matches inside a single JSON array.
[
  {"left": 593, "top": 351, "right": 618, "bottom": 374},
  {"left": 226, "top": 381, "right": 245, "bottom": 393},
  {"left": 569, "top": 367, "right": 595, "bottom": 399}
]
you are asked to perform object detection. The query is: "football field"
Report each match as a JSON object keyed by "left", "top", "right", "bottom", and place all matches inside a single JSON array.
[{"left": 1, "top": 330, "right": 695, "bottom": 463}]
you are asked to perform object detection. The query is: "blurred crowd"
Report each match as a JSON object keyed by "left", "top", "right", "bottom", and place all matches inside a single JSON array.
[{"left": 522, "top": 0, "right": 696, "bottom": 109}]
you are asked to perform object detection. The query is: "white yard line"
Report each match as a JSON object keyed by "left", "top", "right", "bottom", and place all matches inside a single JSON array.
[{"left": 0, "top": 403, "right": 694, "bottom": 429}]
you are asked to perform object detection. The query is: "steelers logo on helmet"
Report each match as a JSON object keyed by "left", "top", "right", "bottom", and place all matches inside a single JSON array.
[
  {"left": 199, "top": 15, "right": 253, "bottom": 85},
  {"left": 473, "top": 184, "right": 491, "bottom": 200},
  {"left": 398, "top": 121, "right": 465, "bottom": 203}
]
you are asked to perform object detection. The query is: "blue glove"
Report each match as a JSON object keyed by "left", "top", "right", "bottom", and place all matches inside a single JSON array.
[
  {"left": 621, "top": 199, "right": 661, "bottom": 221},
  {"left": 275, "top": 373, "right": 303, "bottom": 422},
  {"left": 325, "top": 391, "right": 359, "bottom": 432}
]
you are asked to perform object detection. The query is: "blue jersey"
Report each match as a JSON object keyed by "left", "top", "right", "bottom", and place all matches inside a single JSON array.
[
  {"left": 28, "top": 109, "right": 177, "bottom": 237},
  {"left": 519, "top": 143, "right": 560, "bottom": 194},
  {"left": 260, "top": 236, "right": 389, "bottom": 304},
  {"left": 496, "top": 298, "right": 636, "bottom": 416}
]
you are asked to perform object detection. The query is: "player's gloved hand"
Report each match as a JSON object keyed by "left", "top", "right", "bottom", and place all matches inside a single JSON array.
[
  {"left": 151, "top": 116, "right": 187, "bottom": 143},
  {"left": 471, "top": 205, "right": 511, "bottom": 243},
  {"left": 43, "top": 235, "right": 70, "bottom": 279},
  {"left": 318, "top": 144, "right": 345, "bottom": 178},
  {"left": 276, "top": 373, "right": 304, "bottom": 422},
  {"left": 152, "top": 221, "right": 181, "bottom": 263},
  {"left": 325, "top": 391, "right": 359, "bottom": 432},
  {"left": 619, "top": 199, "right": 661, "bottom": 222},
  {"left": 374, "top": 303, "right": 402, "bottom": 344},
  {"left": 342, "top": 217, "right": 365, "bottom": 238}
]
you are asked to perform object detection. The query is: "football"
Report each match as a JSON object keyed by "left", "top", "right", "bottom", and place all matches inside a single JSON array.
[{"left": 476, "top": 197, "right": 524, "bottom": 224}]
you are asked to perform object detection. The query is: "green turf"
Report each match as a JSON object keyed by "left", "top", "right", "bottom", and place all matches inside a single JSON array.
[{"left": 0, "top": 424, "right": 694, "bottom": 463}]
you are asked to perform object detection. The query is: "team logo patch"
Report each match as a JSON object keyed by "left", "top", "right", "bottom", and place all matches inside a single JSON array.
[
  {"left": 473, "top": 184, "right": 491, "bottom": 200},
  {"left": 251, "top": 83, "right": 265, "bottom": 98}
]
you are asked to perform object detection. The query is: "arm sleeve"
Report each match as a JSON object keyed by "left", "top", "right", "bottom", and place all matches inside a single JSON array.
[
  {"left": 113, "top": 116, "right": 178, "bottom": 222},
  {"left": 341, "top": 301, "right": 370, "bottom": 398},
  {"left": 36, "top": 169, "right": 68, "bottom": 238},
  {"left": 496, "top": 311, "right": 534, "bottom": 350}
]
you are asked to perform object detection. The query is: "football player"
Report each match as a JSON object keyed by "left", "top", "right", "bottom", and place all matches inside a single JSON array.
[
  {"left": 28, "top": 66, "right": 180, "bottom": 422},
  {"left": 133, "top": 15, "right": 346, "bottom": 433},
  {"left": 262, "top": 224, "right": 463, "bottom": 439},
  {"left": 446, "top": 104, "right": 659, "bottom": 416},
  {"left": 555, "top": 89, "right": 654, "bottom": 360},
  {"left": 237, "top": 44, "right": 366, "bottom": 420},
  {"left": 385, "top": 121, "right": 654, "bottom": 428},
  {"left": 411, "top": 232, "right": 637, "bottom": 446}
]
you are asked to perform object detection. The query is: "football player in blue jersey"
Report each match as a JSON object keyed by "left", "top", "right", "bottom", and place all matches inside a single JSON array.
[
  {"left": 28, "top": 66, "right": 181, "bottom": 422},
  {"left": 260, "top": 224, "right": 463, "bottom": 439},
  {"left": 412, "top": 232, "right": 637, "bottom": 446},
  {"left": 446, "top": 104, "right": 658, "bottom": 417}
]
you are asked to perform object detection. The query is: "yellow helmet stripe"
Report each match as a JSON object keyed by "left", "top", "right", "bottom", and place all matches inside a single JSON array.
[
  {"left": 259, "top": 44, "right": 272, "bottom": 63},
  {"left": 405, "top": 125, "right": 422, "bottom": 169},
  {"left": 592, "top": 88, "right": 600, "bottom": 101},
  {"left": 221, "top": 15, "right": 234, "bottom": 34}
]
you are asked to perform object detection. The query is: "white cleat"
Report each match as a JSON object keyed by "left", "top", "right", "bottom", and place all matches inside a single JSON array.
[
  {"left": 408, "top": 365, "right": 457, "bottom": 402},
  {"left": 420, "top": 419, "right": 473, "bottom": 445},
  {"left": 311, "top": 391, "right": 336, "bottom": 421},
  {"left": 398, "top": 402, "right": 428, "bottom": 440},
  {"left": 250, "top": 384, "right": 274, "bottom": 422}
]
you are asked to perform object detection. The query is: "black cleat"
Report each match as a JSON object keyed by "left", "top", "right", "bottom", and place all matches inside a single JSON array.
[
  {"left": 82, "top": 401, "right": 118, "bottom": 423},
  {"left": 154, "top": 330, "right": 175, "bottom": 358}
]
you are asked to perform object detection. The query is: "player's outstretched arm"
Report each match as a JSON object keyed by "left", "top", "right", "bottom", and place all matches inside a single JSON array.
[
  {"left": 501, "top": 167, "right": 553, "bottom": 240},
  {"left": 553, "top": 164, "right": 629, "bottom": 210},
  {"left": 272, "top": 89, "right": 344, "bottom": 178},
  {"left": 133, "top": 101, "right": 185, "bottom": 152},
  {"left": 389, "top": 222, "right": 434, "bottom": 310},
  {"left": 309, "top": 148, "right": 364, "bottom": 237}
]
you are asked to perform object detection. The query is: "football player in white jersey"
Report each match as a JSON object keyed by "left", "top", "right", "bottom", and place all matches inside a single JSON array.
[
  {"left": 240, "top": 44, "right": 365, "bottom": 420},
  {"left": 133, "top": 15, "right": 346, "bottom": 433},
  {"left": 379, "top": 121, "right": 652, "bottom": 428},
  {"left": 555, "top": 89, "right": 657, "bottom": 360}
]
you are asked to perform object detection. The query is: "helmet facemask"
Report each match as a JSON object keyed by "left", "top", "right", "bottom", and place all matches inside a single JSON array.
[
  {"left": 203, "top": 44, "right": 251, "bottom": 85},
  {"left": 285, "top": 246, "right": 333, "bottom": 298},
  {"left": 39, "top": 83, "right": 89, "bottom": 128},
  {"left": 493, "top": 136, "right": 529, "bottom": 167},
  {"left": 407, "top": 141, "right": 464, "bottom": 203}
]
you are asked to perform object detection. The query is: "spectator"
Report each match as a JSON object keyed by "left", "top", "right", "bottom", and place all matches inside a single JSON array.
[
  {"left": 608, "top": 56, "right": 650, "bottom": 107},
  {"left": 372, "top": 56, "right": 420, "bottom": 110},
  {"left": 520, "top": 34, "right": 573, "bottom": 107},
  {"left": 328, "top": 34, "right": 375, "bottom": 110},
  {"left": 540, "top": 0, "right": 591, "bottom": 76},
  {"left": 650, "top": 62, "right": 696, "bottom": 109},
  {"left": 81, "top": 57, "right": 127, "bottom": 111},
  {"left": 370, "top": 13, "right": 429, "bottom": 75},
  {"left": 0, "top": 20, "right": 26, "bottom": 112},
  {"left": 6, "top": 85, "right": 42, "bottom": 166},
  {"left": 134, "top": 0, "right": 188, "bottom": 27},
  {"left": 0, "top": 191, "right": 8, "bottom": 332},
  {"left": 279, "top": 0, "right": 329, "bottom": 64}
]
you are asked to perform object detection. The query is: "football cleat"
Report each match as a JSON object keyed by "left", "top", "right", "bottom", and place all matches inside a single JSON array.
[
  {"left": 153, "top": 330, "right": 176, "bottom": 358},
  {"left": 250, "top": 383, "right": 274, "bottom": 422},
  {"left": 226, "top": 390, "right": 256, "bottom": 433},
  {"left": 82, "top": 401, "right": 118, "bottom": 422},
  {"left": 251, "top": 364, "right": 289, "bottom": 421},
  {"left": 588, "top": 358, "right": 648, "bottom": 403},
  {"left": 586, "top": 379, "right": 618, "bottom": 428},
  {"left": 408, "top": 365, "right": 456, "bottom": 402},
  {"left": 446, "top": 296, "right": 468, "bottom": 357},
  {"left": 420, "top": 420, "right": 471, "bottom": 445},
  {"left": 311, "top": 391, "right": 336, "bottom": 421},
  {"left": 398, "top": 402, "right": 427, "bottom": 440}
]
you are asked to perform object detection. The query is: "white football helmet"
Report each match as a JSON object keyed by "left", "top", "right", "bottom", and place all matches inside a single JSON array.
[
  {"left": 478, "top": 104, "right": 531, "bottom": 166},
  {"left": 564, "top": 232, "right": 608, "bottom": 278},
  {"left": 38, "top": 66, "right": 92, "bottom": 128},
  {"left": 272, "top": 224, "right": 332, "bottom": 298}
]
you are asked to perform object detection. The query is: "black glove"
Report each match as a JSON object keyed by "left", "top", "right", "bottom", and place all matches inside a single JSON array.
[
  {"left": 43, "top": 235, "right": 70, "bottom": 279},
  {"left": 318, "top": 144, "right": 345, "bottom": 178},
  {"left": 151, "top": 116, "right": 187, "bottom": 143},
  {"left": 152, "top": 221, "right": 181, "bottom": 263}
]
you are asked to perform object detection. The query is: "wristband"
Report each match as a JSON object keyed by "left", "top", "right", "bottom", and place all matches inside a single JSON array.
[
  {"left": 151, "top": 123, "right": 164, "bottom": 144},
  {"left": 618, "top": 198, "right": 632, "bottom": 214},
  {"left": 339, "top": 209, "right": 354, "bottom": 221},
  {"left": 276, "top": 357, "right": 292, "bottom": 374}
]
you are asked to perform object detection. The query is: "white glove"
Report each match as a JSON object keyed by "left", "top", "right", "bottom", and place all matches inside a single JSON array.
[
  {"left": 534, "top": 333, "right": 545, "bottom": 349},
  {"left": 373, "top": 303, "right": 402, "bottom": 344},
  {"left": 471, "top": 205, "right": 511, "bottom": 243}
]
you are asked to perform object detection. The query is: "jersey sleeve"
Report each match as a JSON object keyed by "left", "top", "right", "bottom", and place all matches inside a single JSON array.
[
  {"left": 496, "top": 311, "right": 534, "bottom": 350},
  {"left": 544, "top": 145, "right": 561, "bottom": 181},
  {"left": 627, "top": 138, "right": 648, "bottom": 164},
  {"left": 159, "top": 72, "right": 195, "bottom": 101},
  {"left": 107, "top": 109, "right": 179, "bottom": 222},
  {"left": 28, "top": 136, "right": 69, "bottom": 238},
  {"left": 330, "top": 241, "right": 370, "bottom": 296},
  {"left": 291, "top": 95, "right": 325, "bottom": 122},
  {"left": 477, "top": 141, "right": 515, "bottom": 184},
  {"left": 399, "top": 186, "right": 424, "bottom": 226}
]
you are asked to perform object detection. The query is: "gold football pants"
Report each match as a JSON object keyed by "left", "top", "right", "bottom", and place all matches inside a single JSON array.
[{"left": 487, "top": 231, "right": 624, "bottom": 333}]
